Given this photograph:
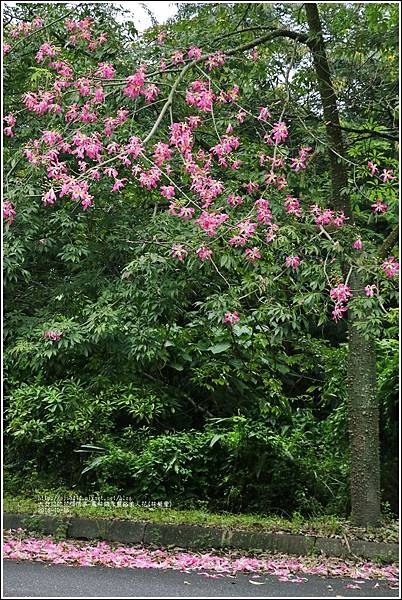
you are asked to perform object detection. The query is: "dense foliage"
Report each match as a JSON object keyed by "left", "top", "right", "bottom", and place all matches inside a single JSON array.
[{"left": 3, "top": 2, "right": 399, "bottom": 517}]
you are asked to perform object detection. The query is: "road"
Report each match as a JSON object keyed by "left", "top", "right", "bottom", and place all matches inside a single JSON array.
[{"left": 3, "top": 560, "right": 399, "bottom": 597}]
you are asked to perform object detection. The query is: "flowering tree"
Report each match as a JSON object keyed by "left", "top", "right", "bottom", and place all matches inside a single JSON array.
[{"left": 3, "top": 2, "right": 399, "bottom": 525}]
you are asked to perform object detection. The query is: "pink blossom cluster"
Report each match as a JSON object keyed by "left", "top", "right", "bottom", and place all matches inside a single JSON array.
[
  {"left": 371, "top": 198, "right": 388, "bottom": 214},
  {"left": 224, "top": 311, "right": 240, "bottom": 325},
  {"left": 284, "top": 195, "right": 302, "bottom": 217},
  {"left": 245, "top": 247, "right": 262, "bottom": 262},
  {"left": 353, "top": 239, "right": 363, "bottom": 250},
  {"left": 285, "top": 255, "right": 301, "bottom": 269},
  {"left": 227, "top": 193, "right": 243, "bottom": 207},
  {"left": 255, "top": 198, "right": 273, "bottom": 225},
  {"left": 8, "top": 16, "right": 43, "bottom": 40},
  {"left": 43, "top": 330, "right": 62, "bottom": 341},
  {"left": 186, "top": 80, "right": 215, "bottom": 112},
  {"left": 123, "top": 67, "right": 147, "bottom": 99},
  {"left": 95, "top": 62, "right": 116, "bottom": 79},
  {"left": 36, "top": 43, "right": 58, "bottom": 63},
  {"left": 271, "top": 121, "right": 289, "bottom": 144},
  {"left": 266, "top": 223, "right": 279, "bottom": 243},
  {"left": 58, "top": 178, "right": 94, "bottom": 209},
  {"left": 190, "top": 169, "right": 225, "bottom": 209},
  {"left": 330, "top": 283, "right": 353, "bottom": 321},
  {"left": 102, "top": 109, "right": 129, "bottom": 136},
  {"left": 153, "top": 142, "right": 172, "bottom": 166},
  {"left": 382, "top": 256, "right": 399, "bottom": 278},
  {"left": 210, "top": 135, "right": 240, "bottom": 167},
  {"left": 309, "top": 205, "right": 347, "bottom": 228},
  {"left": 229, "top": 219, "right": 257, "bottom": 247},
  {"left": 3, "top": 113, "right": 16, "bottom": 137},
  {"left": 65, "top": 17, "right": 107, "bottom": 51},
  {"left": 290, "top": 146, "right": 313, "bottom": 172},
  {"left": 188, "top": 46, "right": 203, "bottom": 60},
  {"left": 50, "top": 60, "right": 73, "bottom": 79},
  {"left": 3, "top": 201, "right": 16, "bottom": 224},
  {"left": 138, "top": 167, "right": 162, "bottom": 190},
  {"left": 142, "top": 84, "right": 160, "bottom": 103},
  {"left": 168, "top": 203, "right": 195, "bottom": 221},
  {"left": 258, "top": 107, "right": 271, "bottom": 122},
  {"left": 196, "top": 245, "right": 213, "bottom": 261},
  {"left": 368, "top": 162, "right": 396, "bottom": 183},
  {"left": 265, "top": 171, "right": 288, "bottom": 190},
  {"left": 195, "top": 211, "right": 229, "bottom": 236},
  {"left": 23, "top": 91, "right": 61, "bottom": 116},
  {"left": 364, "top": 285, "right": 376, "bottom": 297},
  {"left": 169, "top": 122, "right": 193, "bottom": 152},
  {"left": 171, "top": 50, "right": 185, "bottom": 65},
  {"left": 205, "top": 51, "right": 225, "bottom": 71},
  {"left": 160, "top": 185, "right": 175, "bottom": 200},
  {"left": 171, "top": 243, "right": 188, "bottom": 261}
]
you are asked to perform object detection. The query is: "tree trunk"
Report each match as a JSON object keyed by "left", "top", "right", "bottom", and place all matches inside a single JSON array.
[
  {"left": 348, "top": 271, "right": 381, "bottom": 526},
  {"left": 305, "top": 3, "right": 381, "bottom": 527}
]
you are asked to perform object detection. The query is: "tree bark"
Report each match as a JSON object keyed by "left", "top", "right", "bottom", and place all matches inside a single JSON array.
[
  {"left": 347, "top": 271, "right": 381, "bottom": 526},
  {"left": 305, "top": 3, "right": 381, "bottom": 527}
]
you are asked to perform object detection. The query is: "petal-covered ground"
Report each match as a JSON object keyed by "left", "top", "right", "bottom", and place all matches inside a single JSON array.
[{"left": 3, "top": 528, "right": 399, "bottom": 590}]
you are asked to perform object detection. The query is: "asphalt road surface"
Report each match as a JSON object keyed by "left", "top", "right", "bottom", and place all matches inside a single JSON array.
[{"left": 3, "top": 560, "right": 399, "bottom": 598}]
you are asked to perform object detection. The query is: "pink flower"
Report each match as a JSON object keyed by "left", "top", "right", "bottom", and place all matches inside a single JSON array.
[
  {"left": 371, "top": 198, "right": 388, "bottom": 214},
  {"left": 266, "top": 224, "right": 279, "bottom": 242},
  {"left": 227, "top": 194, "right": 243, "bottom": 207},
  {"left": 379, "top": 169, "right": 395, "bottom": 183},
  {"left": 245, "top": 247, "right": 262, "bottom": 262},
  {"left": 196, "top": 246, "right": 212, "bottom": 261},
  {"left": 224, "top": 311, "right": 240, "bottom": 325},
  {"left": 4, "top": 126, "right": 14, "bottom": 137},
  {"left": 171, "top": 243, "right": 188, "bottom": 261},
  {"left": 93, "top": 87, "right": 105, "bottom": 103},
  {"left": 178, "top": 207, "right": 195, "bottom": 221},
  {"left": 382, "top": 256, "right": 399, "bottom": 278},
  {"left": 153, "top": 142, "right": 172, "bottom": 166},
  {"left": 81, "top": 197, "right": 93, "bottom": 210},
  {"left": 332, "top": 303, "right": 348, "bottom": 321},
  {"left": 123, "top": 67, "right": 146, "bottom": 99},
  {"left": 157, "top": 31, "right": 165, "bottom": 45},
  {"left": 330, "top": 284, "right": 353, "bottom": 303},
  {"left": 353, "top": 239, "right": 363, "bottom": 250},
  {"left": 3, "top": 201, "right": 16, "bottom": 224},
  {"left": 111, "top": 178, "right": 127, "bottom": 192},
  {"left": 4, "top": 113, "right": 16, "bottom": 127},
  {"left": 258, "top": 107, "right": 271, "bottom": 122},
  {"left": 43, "top": 330, "right": 62, "bottom": 341},
  {"left": 95, "top": 62, "right": 115, "bottom": 79},
  {"left": 205, "top": 51, "right": 225, "bottom": 71},
  {"left": 186, "top": 80, "right": 215, "bottom": 112},
  {"left": 141, "top": 84, "right": 160, "bottom": 103},
  {"left": 42, "top": 188, "right": 57, "bottom": 206},
  {"left": 160, "top": 186, "right": 175, "bottom": 200},
  {"left": 285, "top": 255, "right": 300, "bottom": 269},
  {"left": 171, "top": 50, "right": 185, "bottom": 65},
  {"left": 36, "top": 42, "right": 58, "bottom": 63},
  {"left": 364, "top": 285, "right": 376, "bottom": 297},
  {"left": 271, "top": 121, "right": 288, "bottom": 144},
  {"left": 188, "top": 46, "right": 202, "bottom": 60},
  {"left": 367, "top": 161, "right": 378, "bottom": 175},
  {"left": 3, "top": 43, "right": 12, "bottom": 55},
  {"left": 284, "top": 196, "right": 302, "bottom": 217}
]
